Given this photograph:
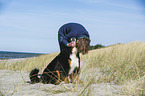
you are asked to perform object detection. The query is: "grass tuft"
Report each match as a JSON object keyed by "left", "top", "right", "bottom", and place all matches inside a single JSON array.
[{"left": 81, "top": 41, "right": 145, "bottom": 84}]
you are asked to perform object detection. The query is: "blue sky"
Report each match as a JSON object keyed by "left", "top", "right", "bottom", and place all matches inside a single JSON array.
[{"left": 0, "top": 0, "right": 145, "bottom": 53}]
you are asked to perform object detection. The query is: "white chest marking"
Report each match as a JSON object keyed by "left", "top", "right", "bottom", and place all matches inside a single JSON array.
[{"left": 69, "top": 47, "right": 79, "bottom": 75}]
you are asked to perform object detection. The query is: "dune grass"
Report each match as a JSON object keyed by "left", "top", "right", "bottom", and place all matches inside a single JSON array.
[
  {"left": 80, "top": 41, "right": 145, "bottom": 95},
  {"left": 0, "top": 41, "right": 145, "bottom": 95},
  {"left": 81, "top": 41, "right": 145, "bottom": 84},
  {"left": 0, "top": 52, "right": 59, "bottom": 72}
]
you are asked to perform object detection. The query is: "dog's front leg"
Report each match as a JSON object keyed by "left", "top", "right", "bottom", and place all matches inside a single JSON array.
[
  {"left": 69, "top": 67, "right": 82, "bottom": 84},
  {"left": 62, "top": 77, "right": 69, "bottom": 84}
]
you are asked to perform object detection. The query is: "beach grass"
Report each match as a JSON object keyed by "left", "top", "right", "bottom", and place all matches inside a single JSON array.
[
  {"left": 81, "top": 41, "right": 145, "bottom": 84},
  {"left": 0, "top": 41, "right": 145, "bottom": 95},
  {"left": 80, "top": 41, "right": 145, "bottom": 95},
  {"left": 0, "top": 52, "right": 59, "bottom": 72}
]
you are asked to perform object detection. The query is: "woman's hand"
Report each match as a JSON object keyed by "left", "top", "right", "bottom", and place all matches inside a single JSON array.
[{"left": 67, "top": 41, "right": 76, "bottom": 47}]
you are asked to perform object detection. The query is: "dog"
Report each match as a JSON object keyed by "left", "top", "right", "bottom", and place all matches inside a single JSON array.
[{"left": 29, "top": 38, "right": 81, "bottom": 85}]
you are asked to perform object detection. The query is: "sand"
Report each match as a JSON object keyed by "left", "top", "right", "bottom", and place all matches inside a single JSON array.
[{"left": 0, "top": 69, "right": 123, "bottom": 96}]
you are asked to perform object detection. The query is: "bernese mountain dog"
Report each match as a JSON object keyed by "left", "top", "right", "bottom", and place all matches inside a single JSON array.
[{"left": 29, "top": 38, "right": 81, "bottom": 85}]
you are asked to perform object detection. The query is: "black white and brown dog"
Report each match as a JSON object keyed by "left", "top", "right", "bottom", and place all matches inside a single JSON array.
[{"left": 29, "top": 38, "right": 81, "bottom": 85}]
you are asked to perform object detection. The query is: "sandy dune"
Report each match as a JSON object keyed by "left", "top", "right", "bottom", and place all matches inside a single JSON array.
[{"left": 0, "top": 70, "right": 123, "bottom": 96}]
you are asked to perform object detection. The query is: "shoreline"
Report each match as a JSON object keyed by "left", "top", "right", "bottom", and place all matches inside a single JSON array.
[{"left": 0, "top": 58, "right": 28, "bottom": 63}]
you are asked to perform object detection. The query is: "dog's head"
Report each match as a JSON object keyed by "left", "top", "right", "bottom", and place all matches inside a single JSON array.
[{"left": 70, "top": 37, "right": 90, "bottom": 54}]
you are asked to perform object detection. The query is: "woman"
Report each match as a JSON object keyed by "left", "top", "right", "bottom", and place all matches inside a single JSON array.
[{"left": 58, "top": 23, "right": 91, "bottom": 54}]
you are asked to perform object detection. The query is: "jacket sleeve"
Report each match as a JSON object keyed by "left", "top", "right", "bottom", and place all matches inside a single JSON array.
[
  {"left": 58, "top": 31, "right": 70, "bottom": 47},
  {"left": 61, "top": 31, "right": 76, "bottom": 47},
  {"left": 61, "top": 37, "right": 68, "bottom": 47}
]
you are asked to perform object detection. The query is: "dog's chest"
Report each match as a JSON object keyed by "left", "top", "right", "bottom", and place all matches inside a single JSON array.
[{"left": 69, "top": 47, "right": 79, "bottom": 75}]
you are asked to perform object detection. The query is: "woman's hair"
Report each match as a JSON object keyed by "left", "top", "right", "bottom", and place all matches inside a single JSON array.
[{"left": 77, "top": 37, "right": 91, "bottom": 54}]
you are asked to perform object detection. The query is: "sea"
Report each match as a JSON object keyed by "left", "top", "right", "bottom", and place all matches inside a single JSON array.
[{"left": 0, "top": 51, "right": 43, "bottom": 60}]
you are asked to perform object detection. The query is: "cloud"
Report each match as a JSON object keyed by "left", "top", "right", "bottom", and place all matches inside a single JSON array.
[
  {"left": 79, "top": 0, "right": 143, "bottom": 11},
  {"left": 78, "top": 0, "right": 103, "bottom": 3}
]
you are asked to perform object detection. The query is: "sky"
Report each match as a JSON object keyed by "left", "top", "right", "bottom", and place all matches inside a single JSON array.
[{"left": 0, "top": 0, "right": 145, "bottom": 53}]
